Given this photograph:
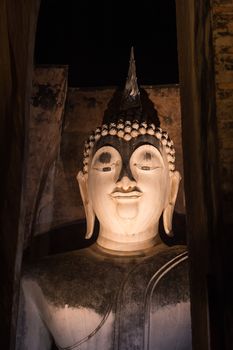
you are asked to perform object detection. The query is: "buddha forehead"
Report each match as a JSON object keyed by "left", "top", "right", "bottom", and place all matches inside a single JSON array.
[
  {"left": 92, "top": 134, "right": 161, "bottom": 160},
  {"left": 81, "top": 121, "right": 176, "bottom": 174}
]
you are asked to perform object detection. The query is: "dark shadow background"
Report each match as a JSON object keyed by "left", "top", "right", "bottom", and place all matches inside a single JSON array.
[{"left": 35, "top": 0, "right": 178, "bottom": 87}]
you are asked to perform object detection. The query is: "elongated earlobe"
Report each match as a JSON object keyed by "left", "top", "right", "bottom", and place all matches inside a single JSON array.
[
  {"left": 77, "top": 171, "right": 95, "bottom": 239},
  {"left": 163, "top": 171, "right": 181, "bottom": 236}
]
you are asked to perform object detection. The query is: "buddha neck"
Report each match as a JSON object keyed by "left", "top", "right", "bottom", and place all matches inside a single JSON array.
[{"left": 96, "top": 224, "right": 160, "bottom": 253}]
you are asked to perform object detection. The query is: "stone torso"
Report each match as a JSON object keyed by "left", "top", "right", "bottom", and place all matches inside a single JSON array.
[{"left": 18, "top": 243, "right": 191, "bottom": 350}]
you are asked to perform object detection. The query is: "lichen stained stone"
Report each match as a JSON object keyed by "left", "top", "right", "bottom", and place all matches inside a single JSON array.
[{"left": 24, "top": 66, "right": 68, "bottom": 245}]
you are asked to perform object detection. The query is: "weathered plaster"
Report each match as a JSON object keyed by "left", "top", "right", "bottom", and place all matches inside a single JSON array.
[{"left": 24, "top": 66, "right": 68, "bottom": 243}]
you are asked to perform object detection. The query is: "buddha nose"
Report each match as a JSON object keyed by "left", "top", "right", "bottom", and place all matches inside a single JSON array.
[
  {"left": 116, "top": 176, "right": 136, "bottom": 190},
  {"left": 116, "top": 163, "right": 136, "bottom": 189}
]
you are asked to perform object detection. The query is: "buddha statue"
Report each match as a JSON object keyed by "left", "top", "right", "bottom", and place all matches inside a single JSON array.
[{"left": 16, "top": 48, "right": 192, "bottom": 350}]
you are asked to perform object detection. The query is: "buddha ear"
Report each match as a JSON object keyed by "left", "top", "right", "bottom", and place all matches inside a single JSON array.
[
  {"left": 163, "top": 171, "right": 181, "bottom": 237},
  {"left": 77, "top": 171, "right": 95, "bottom": 239}
]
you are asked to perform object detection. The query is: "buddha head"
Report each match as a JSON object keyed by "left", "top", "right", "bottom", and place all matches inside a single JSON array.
[{"left": 77, "top": 48, "right": 181, "bottom": 252}]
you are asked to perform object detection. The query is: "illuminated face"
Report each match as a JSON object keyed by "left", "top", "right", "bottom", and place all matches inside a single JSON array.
[{"left": 87, "top": 135, "right": 170, "bottom": 239}]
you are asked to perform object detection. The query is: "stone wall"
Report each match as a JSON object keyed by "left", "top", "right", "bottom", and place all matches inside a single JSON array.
[
  {"left": 212, "top": 0, "right": 233, "bottom": 226},
  {"left": 24, "top": 66, "right": 68, "bottom": 245}
]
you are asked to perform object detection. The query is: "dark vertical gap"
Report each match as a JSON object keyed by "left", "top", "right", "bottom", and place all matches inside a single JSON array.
[{"left": 176, "top": 0, "right": 225, "bottom": 349}]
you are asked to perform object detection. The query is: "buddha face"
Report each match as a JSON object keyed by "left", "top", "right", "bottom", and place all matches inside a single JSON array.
[
  {"left": 78, "top": 132, "right": 181, "bottom": 250},
  {"left": 86, "top": 135, "right": 172, "bottom": 240}
]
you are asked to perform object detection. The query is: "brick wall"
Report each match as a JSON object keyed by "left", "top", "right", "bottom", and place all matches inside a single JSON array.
[{"left": 212, "top": 1, "right": 233, "bottom": 225}]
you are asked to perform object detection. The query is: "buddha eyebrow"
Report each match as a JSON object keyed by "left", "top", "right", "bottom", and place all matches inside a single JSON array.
[{"left": 98, "top": 152, "right": 111, "bottom": 164}]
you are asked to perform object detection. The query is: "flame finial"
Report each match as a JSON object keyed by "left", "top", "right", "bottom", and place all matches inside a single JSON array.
[{"left": 120, "top": 47, "right": 141, "bottom": 111}]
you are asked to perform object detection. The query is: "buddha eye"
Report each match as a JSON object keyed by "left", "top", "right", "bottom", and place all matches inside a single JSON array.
[
  {"left": 91, "top": 146, "right": 121, "bottom": 174},
  {"left": 134, "top": 153, "right": 162, "bottom": 171},
  {"left": 93, "top": 164, "right": 113, "bottom": 172},
  {"left": 102, "top": 166, "right": 112, "bottom": 172},
  {"left": 93, "top": 161, "right": 121, "bottom": 172},
  {"left": 93, "top": 151, "right": 114, "bottom": 171},
  {"left": 130, "top": 145, "right": 164, "bottom": 174},
  {"left": 134, "top": 163, "right": 157, "bottom": 171},
  {"left": 139, "top": 165, "right": 152, "bottom": 171}
]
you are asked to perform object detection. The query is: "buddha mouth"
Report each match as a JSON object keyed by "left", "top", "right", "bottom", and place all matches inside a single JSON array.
[{"left": 110, "top": 189, "right": 142, "bottom": 200}]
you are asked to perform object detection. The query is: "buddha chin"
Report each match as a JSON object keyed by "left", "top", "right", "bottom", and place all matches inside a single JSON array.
[{"left": 116, "top": 201, "right": 138, "bottom": 220}]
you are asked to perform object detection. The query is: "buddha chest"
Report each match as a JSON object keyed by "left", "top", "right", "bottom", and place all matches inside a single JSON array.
[{"left": 22, "top": 244, "right": 191, "bottom": 350}]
